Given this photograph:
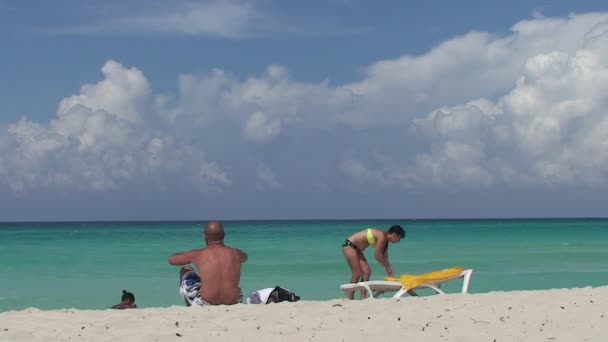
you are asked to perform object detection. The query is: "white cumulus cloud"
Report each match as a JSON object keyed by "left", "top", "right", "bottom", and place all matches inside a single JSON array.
[
  {"left": 333, "top": 13, "right": 608, "bottom": 187},
  {"left": 256, "top": 163, "right": 281, "bottom": 190},
  {"left": 150, "top": 11, "right": 608, "bottom": 189},
  {"left": 4, "top": 12, "right": 608, "bottom": 197},
  {"left": 0, "top": 61, "right": 230, "bottom": 194},
  {"left": 405, "top": 47, "right": 608, "bottom": 186},
  {"left": 245, "top": 112, "right": 281, "bottom": 142},
  {"left": 58, "top": 60, "right": 149, "bottom": 123}
]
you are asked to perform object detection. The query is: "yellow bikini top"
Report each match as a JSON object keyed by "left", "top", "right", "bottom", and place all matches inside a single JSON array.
[{"left": 366, "top": 228, "right": 377, "bottom": 246}]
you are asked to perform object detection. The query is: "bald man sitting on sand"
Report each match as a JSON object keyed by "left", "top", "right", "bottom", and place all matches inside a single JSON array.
[{"left": 168, "top": 221, "right": 248, "bottom": 306}]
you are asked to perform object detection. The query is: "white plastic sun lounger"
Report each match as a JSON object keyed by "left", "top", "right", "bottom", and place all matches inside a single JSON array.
[{"left": 340, "top": 268, "right": 473, "bottom": 299}]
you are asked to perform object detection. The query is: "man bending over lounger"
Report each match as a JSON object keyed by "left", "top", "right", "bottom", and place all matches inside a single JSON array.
[{"left": 168, "top": 221, "right": 248, "bottom": 306}]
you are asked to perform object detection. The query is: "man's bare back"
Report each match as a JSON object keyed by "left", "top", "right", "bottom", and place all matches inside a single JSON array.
[
  {"left": 188, "top": 245, "right": 245, "bottom": 304},
  {"left": 168, "top": 221, "right": 247, "bottom": 306}
]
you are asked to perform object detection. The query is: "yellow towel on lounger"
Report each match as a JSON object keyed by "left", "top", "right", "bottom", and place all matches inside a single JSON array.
[{"left": 384, "top": 267, "right": 465, "bottom": 291}]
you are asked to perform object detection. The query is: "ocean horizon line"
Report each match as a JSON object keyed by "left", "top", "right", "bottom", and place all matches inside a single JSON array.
[{"left": 1, "top": 216, "right": 608, "bottom": 225}]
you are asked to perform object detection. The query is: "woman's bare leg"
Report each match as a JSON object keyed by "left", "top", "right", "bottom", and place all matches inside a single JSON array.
[
  {"left": 358, "top": 253, "right": 372, "bottom": 299},
  {"left": 342, "top": 247, "right": 362, "bottom": 300}
]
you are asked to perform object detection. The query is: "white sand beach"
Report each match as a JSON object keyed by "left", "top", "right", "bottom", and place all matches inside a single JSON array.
[{"left": 1, "top": 286, "right": 606, "bottom": 342}]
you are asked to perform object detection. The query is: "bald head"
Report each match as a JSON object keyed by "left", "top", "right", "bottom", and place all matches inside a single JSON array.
[{"left": 204, "top": 221, "right": 225, "bottom": 243}]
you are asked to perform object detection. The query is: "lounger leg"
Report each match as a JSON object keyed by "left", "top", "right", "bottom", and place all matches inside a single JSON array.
[
  {"left": 343, "top": 288, "right": 355, "bottom": 299},
  {"left": 461, "top": 269, "right": 473, "bottom": 293},
  {"left": 392, "top": 289, "right": 420, "bottom": 298},
  {"left": 364, "top": 284, "right": 374, "bottom": 299}
]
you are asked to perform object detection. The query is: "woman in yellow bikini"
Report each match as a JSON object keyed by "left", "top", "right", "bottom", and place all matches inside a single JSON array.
[{"left": 341, "top": 225, "right": 405, "bottom": 299}]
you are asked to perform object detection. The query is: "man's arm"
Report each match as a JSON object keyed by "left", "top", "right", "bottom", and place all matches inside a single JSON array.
[
  {"left": 236, "top": 248, "right": 248, "bottom": 263},
  {"left": 168, "top": 250, "right": 196, "bottom": 266}
]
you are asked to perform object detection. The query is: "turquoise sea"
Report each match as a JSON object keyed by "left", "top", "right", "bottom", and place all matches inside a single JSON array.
[{"left": 1, "top": 219, "right": 607, "bottom": 312}]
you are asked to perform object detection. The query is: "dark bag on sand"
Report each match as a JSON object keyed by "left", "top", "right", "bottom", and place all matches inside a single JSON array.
[
  {"left": 247, "top": 286, "right": 301, "bottom": 304},
  {"left": 268, "top": 286, "right": 300, "bottom": 303}
]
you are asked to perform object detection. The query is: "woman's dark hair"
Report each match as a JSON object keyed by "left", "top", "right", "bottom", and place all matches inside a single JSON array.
[
  {"left": 384, "top": 225, "right": 406, "bottom": 253},
  {"left": 121, "top": 290, "right": 135, "bottom": 302},
  {"left": 388, "top": 225, "right": 406, "bottom": 238}
]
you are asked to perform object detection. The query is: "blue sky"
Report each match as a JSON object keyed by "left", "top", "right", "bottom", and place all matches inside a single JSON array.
[{"left": 1, "top": 0, "right": 608, "bottom": 221}]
